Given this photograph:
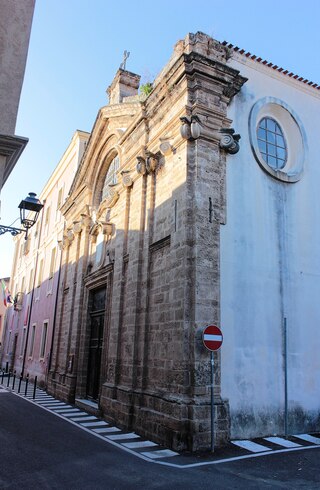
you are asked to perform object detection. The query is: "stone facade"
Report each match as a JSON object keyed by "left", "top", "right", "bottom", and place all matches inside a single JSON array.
[
  {"left": 0, "top": 0, "right": 35, "bottom": 190},
  {"left": 4, "top": 30, "right": 319, "bottom": 452},
  {"left": 47, "top": 32, "right": 246, "bottom": 451}
]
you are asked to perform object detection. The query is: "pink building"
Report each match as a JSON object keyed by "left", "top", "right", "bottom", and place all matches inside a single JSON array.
[{"left": 1, "top": 131, "right": 89, "bottom": 385}]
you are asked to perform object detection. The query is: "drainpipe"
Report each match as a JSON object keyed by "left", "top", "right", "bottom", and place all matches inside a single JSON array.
[{"left": 21, "top": 200, "right": 46, "bottom": 377}]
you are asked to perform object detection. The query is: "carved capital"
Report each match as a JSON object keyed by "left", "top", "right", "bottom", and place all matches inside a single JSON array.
[
  {"left": 136, "top": 156, "right": 147, "bottom": 175},
  {"left": 59, "top": 230, "right": 74, "bottom": 249},
  {"left": 145, "top": 151, "right": 159, "bottom": 173},
  {"left": 105, "top": 185, "right": 120, "bottom": 208},
  {"left": 219, "top": 128, "right": 241, "bottom": 154},
  {"left": 159, "top": 137, "right": 173, "bottom": 156},
  {"left": 81, "top": 213, "right": 93, "bottom": 229},
  {"left": 102, "top": 222, "right": 114, "bottom": 237},
  {"left": 121, "top": 170, "right": 133, "bottom": 188},
  {"left": 72, "top": 220, "right": 82, "bottom": 234},
  {"left": 180, "top": 115, "right": 202, "bottom": 140},
  {"left": 90, "top": 220, "right": 114, "bottom": 238}
]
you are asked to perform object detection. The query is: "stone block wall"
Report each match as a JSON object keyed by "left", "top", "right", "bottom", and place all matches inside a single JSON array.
[{"left": 48, "top": 32, "right": 247, "bottom": 451}]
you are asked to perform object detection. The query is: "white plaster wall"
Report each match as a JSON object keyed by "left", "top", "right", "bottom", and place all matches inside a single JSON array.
[{"left": 221, "top": 57, "right": 320, "bottom": 438}]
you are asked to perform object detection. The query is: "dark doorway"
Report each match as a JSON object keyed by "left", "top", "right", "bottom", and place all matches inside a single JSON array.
[{"left": 86, "top": 287, "right": 106, "bottom": 401}]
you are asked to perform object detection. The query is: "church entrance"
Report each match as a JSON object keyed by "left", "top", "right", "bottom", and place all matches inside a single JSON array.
[{"left": 86, "top": 287, "right": 106, "bottom": 401}]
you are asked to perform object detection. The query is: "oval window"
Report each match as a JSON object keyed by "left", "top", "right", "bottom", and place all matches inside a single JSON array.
[{"left": 257, "top": 117, "right": 287, "bottom": 171}]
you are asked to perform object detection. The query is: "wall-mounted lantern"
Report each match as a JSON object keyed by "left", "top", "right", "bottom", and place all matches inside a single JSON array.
[{"left": 0, "top": 192, "right": 43, "bottom": 240}]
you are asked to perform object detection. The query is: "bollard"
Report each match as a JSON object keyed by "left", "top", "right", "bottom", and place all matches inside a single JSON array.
[
  {"left": 1, "top": 370, "right": 4, "bottom": 384},
  {"left": 5, "top": 362, "right": 8, "bottom": 373},
  {"left": 18, "top": 373, "right": 23, "bottom": 393},
  {"left": 12, "top": 371, "right": 16, "bottom": 391},
  {"left": 24, "top": 374, "right": 29, "bottom": 396},
  {"left": 33, "top": 376, "right": 37, "bottom": 399},
  {"left": 6, "top": 371, "right": 11, "bottom": 388}
]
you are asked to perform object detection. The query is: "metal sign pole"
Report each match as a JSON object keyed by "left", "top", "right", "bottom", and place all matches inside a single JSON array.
[
  {"left": 203, "top": 325, "right": 223, "bottom": 453},
  {"left": 211, "top": 351, "right": 214, "bottom": 452},
  {"left": 284, "top": 317, "right": 288, "bottom": 437}
]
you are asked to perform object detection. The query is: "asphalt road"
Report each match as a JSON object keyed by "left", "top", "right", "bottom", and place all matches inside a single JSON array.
[{"left": 0, "top": 391, "right": 319, "bottom": 489}]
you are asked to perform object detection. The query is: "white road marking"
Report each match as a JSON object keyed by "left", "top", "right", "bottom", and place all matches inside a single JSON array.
[
  {"left": 264, "top": 437, "right": 301, "bottom": 448},
  {"left": 293, "top": 434, "right": 320, "bottom": 445},
  {"left": 70, "top": 416, "right": 98, "bottom": 422},
  {"left": 92, "top": 427, "right": 113, "bottom": 433},
  {"left": 37, "top": 402, "right": 67, "bottom": 407},
  {"left": 101, "top": 427, "right": 121, "bottom": 433},
  {"left": 141, "top": 449, "right": 178, "bottom": 459},
  {"left": 54, "top": 408, "right": 80, "bottom": 414},
  {"left": 8, "top": 386, "right": 320, "bottom": 469},
  {"left": 34, "top": 397, "right": 55, "bottom": 400},
  {"left": 80, "top": 421, "right": 108, "bottom": 427},
  {"left": 231, "top": 440, "right": 272, "bottom": 453},
  {"left": 122, "top": 441, "right": 158, "bottom": 449},
  {"left": 62, "top": 411, "right": 86, "bottom": 417},
  {"left": 106, "top": 432, "right": 140, "bottom": 441}
]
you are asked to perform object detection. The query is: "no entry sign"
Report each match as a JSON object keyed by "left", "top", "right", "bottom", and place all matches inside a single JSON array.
[{"left": 203, "top": 325, "right": 223, "bottom": 352}]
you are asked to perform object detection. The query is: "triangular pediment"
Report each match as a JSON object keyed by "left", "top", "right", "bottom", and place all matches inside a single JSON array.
[{"left": 63, "top": 98, "right": 144, "bottom": 217}]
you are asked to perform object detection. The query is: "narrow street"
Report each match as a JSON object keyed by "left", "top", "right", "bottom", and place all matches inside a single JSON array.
[{"left": 0, "top": 389, "right": 319, "bottom": 489}]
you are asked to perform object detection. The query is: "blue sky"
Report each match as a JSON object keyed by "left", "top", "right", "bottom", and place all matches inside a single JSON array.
[{"left": 1, "top": 0, "right": 320, "bottom": 277}]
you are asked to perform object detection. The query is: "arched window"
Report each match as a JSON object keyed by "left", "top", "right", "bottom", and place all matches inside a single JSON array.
[{"left": 101, "top": 155, "right": 120, "bottom": 201}]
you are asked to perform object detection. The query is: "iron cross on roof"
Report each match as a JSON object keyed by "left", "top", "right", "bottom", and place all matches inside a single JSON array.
[{"left": 120, "top": 50, "right": 130, "bottom": 70}]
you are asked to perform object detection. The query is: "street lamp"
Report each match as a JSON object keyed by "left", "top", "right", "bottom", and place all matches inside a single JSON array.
[{"left": 0, "top": 192, "right": 43, "bottom": 240}]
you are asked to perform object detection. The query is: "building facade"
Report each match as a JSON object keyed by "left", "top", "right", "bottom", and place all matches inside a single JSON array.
[
  {"left": 0, "top": 0, "right": 35, "bottom": 191},
  {"left": 1, "top": 131, "right": 89, "bottom": 385},
  {"left": 3, "top": 31, "right": 320, "bottom": 452}
]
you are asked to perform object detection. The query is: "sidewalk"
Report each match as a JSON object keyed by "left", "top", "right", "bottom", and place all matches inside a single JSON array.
[{"left": 2, "top": 373, "right": 320, "bottom": 469}]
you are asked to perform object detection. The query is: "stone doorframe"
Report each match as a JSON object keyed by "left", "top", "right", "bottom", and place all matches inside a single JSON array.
[{"left": 74, "top": 265, "right": 113, "bottom": 403}]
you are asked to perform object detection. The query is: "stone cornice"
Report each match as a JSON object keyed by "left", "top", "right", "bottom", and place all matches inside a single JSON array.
[
  {"left": 0, "top": 134, "right": 28, "bottom": 188},
  {"left": 183, "top": 51, "right": 248, "bottom": 102}
]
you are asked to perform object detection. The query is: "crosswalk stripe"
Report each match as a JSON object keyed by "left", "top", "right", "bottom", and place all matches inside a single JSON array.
[
  {"left": 141, "top": 449, "right": 178, "bottom": 459},
  {"left": 54, "top": 407, "right": 79, "bottom": 412},
  {"left": 62, "top": 411, "right": 86, "bottom": 417},
  {"left": 293, "top": 434, "right": 320, "bottom": 445},
  {"left": 92, "top": 427, "right": 111, "bottom": 433},
  {"left": 37, "top": 402, "right": 66, "bottom": 407},
  {"left": 101, "top": 427, "right": 121, "bottom": 434},
  {"left": 122, "top": 441, "right": 158, "bottom": 449},
  {"left": 106, "top": 432, "right": 140, "bottom": 441},
  {"left": 70, "top": 416, "right": 98, "bottom": 422},
  {"left": 231, "top": 440, "right": 272, "bottom": 453},
  {"left": 264, "top": 437, "right": 301, "bottom": 448},
  {"left": 80, "top": 421, "right": 108, "bottom": 427}
]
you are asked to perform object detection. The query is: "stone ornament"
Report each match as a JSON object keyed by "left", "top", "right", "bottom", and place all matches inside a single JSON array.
[
  {"left": 136, "top": 153, "right": 159, "bottom": 174},
  {"left": 159, "top": 138, "right": 173, "bottom": 156},
  {"left": 90, "top": 221, "right": 114, "bottom": 238},
  {"left": 66, "top": 229, "right": 75, "bottom": 243},
  {"left": 121, "top": 170, "right": 133, "bottom": 188},
  {"left": 145, "top": 152, "right": 159, "bottom": 173},
  {"left": 136, "top": 156, "right": 147, "bottom": 175},
  {"left": 180, "top": 116, "right": 192, "bottom": 140},
  {"left": 219, "top": 128, "right": 241, "bottom": 154},
  {"left": 180, "top": 115, "right": 202, "bottom": 140},
  {"left": 72, "top": 221, "right": 83, "bottom": 234},
  {"left": 104, "top": 184, "right": 119, "bottom": 208}
]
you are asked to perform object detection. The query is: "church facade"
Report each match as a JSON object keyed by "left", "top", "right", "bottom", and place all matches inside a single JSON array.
[{"left": 4, "top": 31, "right": 320, "bottom": 452}]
